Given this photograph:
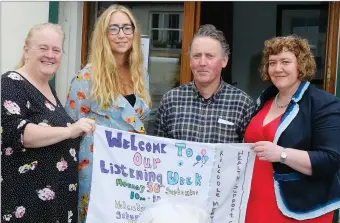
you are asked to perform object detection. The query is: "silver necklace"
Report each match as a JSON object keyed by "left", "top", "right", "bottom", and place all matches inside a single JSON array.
[{"left": 274, "top": 93, "right": 289, "bottom": 108}]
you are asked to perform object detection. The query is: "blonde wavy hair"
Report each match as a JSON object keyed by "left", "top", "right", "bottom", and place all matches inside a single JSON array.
[
  {"left": 89, "top": 4, "right": 150, "bottom": 106},
  {"left": 16, "top": 23, "right": 65, "bottom": 69},
  {"left": 259, "top": 35, "right": 316, "bottom": 81}
]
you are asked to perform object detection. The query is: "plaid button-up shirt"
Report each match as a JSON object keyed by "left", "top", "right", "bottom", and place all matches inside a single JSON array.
[{"left": 154, "top": 81, "right": 255, "bottom": 143}]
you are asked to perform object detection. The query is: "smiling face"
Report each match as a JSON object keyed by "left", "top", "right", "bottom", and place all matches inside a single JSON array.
[
  {"left": 107, "top": 11, "right": 134, "bottom": 56},
  {"left": 24, "top": 27, "right": 63, "bottom": 77},
  {"left": 190, "top": 36, "right": 228, "bottom": 87},
  {"left": 268, "top": 50, "right": 301, "bottom": 91}
]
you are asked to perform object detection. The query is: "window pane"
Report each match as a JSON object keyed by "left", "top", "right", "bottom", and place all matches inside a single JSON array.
[
  {"left": 163, "top": 14, "right": 180, "bottom": 29},
  {"left": 152, "top": 14, "right": 159, "bottom": 28},
  {"left": 169, "top": 14, "right": 179, "bottom": 29},
  {"left": 151, "top": 30, "right": 159, "bottom": 42},
  {"left": 151, "top": 30, "right": 182, "bottom": 49}
]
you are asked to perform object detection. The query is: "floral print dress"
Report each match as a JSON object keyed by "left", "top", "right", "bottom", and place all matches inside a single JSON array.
[
  {"left": 64, "top": 64, "right": 150, "bottom": 223},
  {"left": 1, "top": 71, "right": 80, "bottom": 222}
]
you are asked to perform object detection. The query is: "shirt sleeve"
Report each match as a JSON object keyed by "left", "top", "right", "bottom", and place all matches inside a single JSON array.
[
  {"left": 153, "top": 94, "right": 170, "bottom": 138},
  {"left": 64, "top": 68, "right": 91, "bottom": 121},
  {"left": 308, "top": 97, "right": 340, "bottom": 178},
  {"left": 1, "top": 74, "right": 33, "bottom": 152},
  {"left": 239, "top": 95, "right": 255, "bottom": 140}
]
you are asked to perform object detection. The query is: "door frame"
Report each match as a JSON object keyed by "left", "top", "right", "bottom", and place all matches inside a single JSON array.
[
  {"left": 81, "top": 2, "right": 89, "bottom": 68},
  {"left": 324, "top": 1, "right": 340, "bottom": 94},
  {"left": 179, "top": 2, "right": 201, "bottom": 85}
]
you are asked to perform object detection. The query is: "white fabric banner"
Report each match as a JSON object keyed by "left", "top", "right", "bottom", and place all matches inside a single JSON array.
[{"left": 87, "top": 125, "right": 256, "bottom": 223}]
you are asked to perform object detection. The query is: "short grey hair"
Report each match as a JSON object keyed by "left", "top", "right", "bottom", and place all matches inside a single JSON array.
[{"left": 189, "top": 24, "right": 230, "bottom": 57}]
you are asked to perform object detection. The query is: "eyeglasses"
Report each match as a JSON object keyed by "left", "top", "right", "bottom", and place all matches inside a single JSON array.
[{"left": 107, "top": 25, "right": 134, "bottom": 35}]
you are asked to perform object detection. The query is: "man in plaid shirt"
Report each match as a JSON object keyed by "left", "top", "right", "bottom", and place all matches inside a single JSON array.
[{"left": 154, "top": 24, "right": 255, "bottom": 143}]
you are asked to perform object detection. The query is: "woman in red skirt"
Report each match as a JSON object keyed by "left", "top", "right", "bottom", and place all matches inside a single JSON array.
[{"left": 244, "top": 35, "right": 340, "bottom": 223}]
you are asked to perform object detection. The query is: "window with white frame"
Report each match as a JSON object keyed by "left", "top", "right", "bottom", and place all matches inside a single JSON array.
[{"left": 150, "top": 12, "right": 183, "bottom": 50}]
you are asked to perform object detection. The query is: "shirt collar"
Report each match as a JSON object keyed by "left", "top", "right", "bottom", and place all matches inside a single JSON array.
[{"left": 190, "top": 80, "right": 226, "bottom": 103}]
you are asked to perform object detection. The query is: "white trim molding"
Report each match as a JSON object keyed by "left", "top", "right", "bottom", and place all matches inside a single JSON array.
[{"left": 56, "top": 1, "right": 83, "bottom": 106}]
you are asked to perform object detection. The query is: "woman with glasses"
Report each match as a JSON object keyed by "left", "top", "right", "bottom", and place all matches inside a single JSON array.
[{"left": 65, "top": 4, "right": 151, "bottom": 222}]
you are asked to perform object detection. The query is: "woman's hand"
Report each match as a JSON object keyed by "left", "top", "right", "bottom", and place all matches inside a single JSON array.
[
  {"left": 252, "top": 141, "right": 284, "bottom": 162},
  {"left": 67, "top": 118, "right": 96, "bottom": 139}
]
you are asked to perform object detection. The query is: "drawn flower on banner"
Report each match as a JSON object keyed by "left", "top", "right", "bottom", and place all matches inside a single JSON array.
[{"left": 193, "top": 149, "right": 209, "bottom": 167}]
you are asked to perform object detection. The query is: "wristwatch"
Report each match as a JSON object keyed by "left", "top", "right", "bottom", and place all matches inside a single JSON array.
[{"left": 280, "top": 147, "right": 288, "bottom": 163}]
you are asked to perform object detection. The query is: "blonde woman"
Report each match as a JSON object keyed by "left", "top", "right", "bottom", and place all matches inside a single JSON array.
[
  {"left": 1, "top": 23, "right": 95, "bottom": 222},
  {"left": 64, "top": 4, "right": 150, "bottom": 222}
]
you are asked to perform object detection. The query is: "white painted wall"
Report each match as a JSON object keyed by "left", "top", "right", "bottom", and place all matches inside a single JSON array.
[
  {"left": 1, "top": 2, "right": 49, "bottom": 74},
  {"left": 232, "top": 1, "right": 322, "bottom": 99},
  {"left": 56, "top": 2, "right": 83, "bottom": 106}
]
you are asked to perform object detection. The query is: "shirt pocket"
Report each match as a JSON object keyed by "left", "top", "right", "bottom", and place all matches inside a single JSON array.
[{"left": 216, "top": 120, "right": 239, "bottom": 142}]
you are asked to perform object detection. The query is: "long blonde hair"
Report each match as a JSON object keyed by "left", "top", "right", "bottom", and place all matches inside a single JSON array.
[
  {"left": 16, "top": 23, "right": 65, "bottom": 69},
  {"left": 89, "top": 4, "right": 150, "bottom": 106}
]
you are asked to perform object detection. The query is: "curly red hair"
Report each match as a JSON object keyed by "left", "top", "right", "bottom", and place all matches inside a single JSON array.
[{"left": 259, "top": 35, "right": 316, "bottom": 81}]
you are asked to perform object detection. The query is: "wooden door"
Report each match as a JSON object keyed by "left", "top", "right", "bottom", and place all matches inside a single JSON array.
[
  {"left": 323, "top": 1, "right": 340, "bottom": 94},
  {"left": 179, "top": 2, "right": 201, "bottom": 85}
]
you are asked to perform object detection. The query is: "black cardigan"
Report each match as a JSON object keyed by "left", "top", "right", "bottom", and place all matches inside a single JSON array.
[{"left": 253, "top": 81, "right": 340, "bottom": 220}]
